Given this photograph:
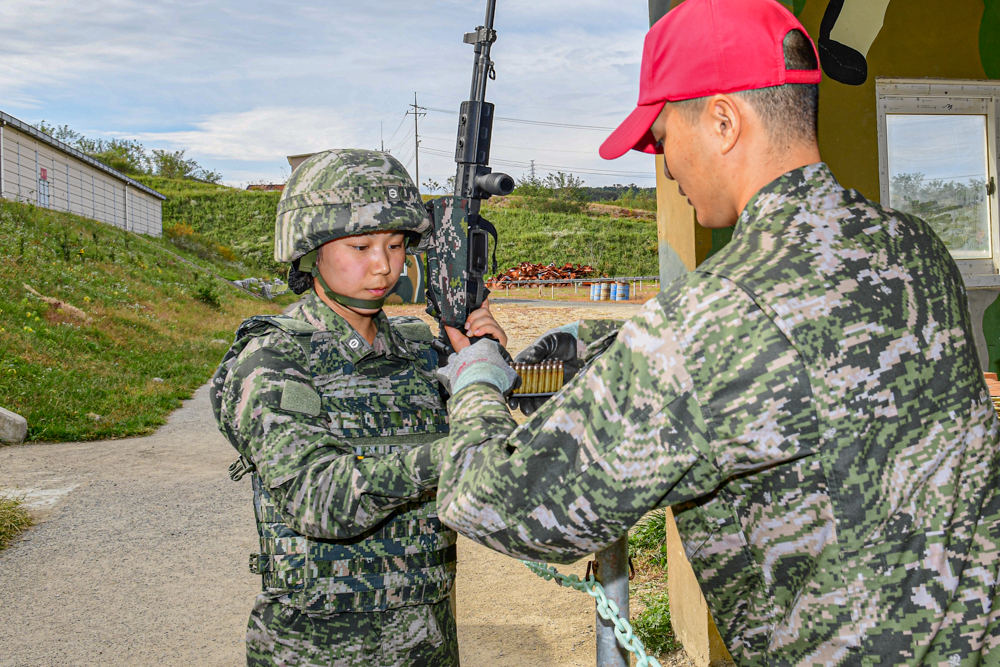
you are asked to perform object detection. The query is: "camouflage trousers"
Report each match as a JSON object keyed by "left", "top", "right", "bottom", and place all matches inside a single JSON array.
[{"left": 246, "top": 595, "right": 460, "bottom": 667}]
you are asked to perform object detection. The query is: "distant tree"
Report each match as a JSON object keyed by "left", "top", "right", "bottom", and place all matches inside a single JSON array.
[
  {"left": 422, "top": 178, "right": 444, "bottom": 194},
  {"left": 83, "top": 138, "right": 149, "bottom": 175},
  {"left": 35, "top": 120, "right": 83, "bottom": 145},
  {"left": 33, "top": 120, "right": 222, "bottom": 183},
  {"left": 150, "top": 149, "right": 221, "bottom": 183},
  {"left": 890, "top": 171, "right": 988, "bottom": 255}
]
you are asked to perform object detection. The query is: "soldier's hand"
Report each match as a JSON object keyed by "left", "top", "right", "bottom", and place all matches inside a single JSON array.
[
  {"left": 435, "top": 337, "right": 519, "bottom": 396},
  {"left": 508, "top": 328, "right": 582, "bottom": 416},
  {"left": 464, "top": 299, "right": 507, "bottom": 347}
]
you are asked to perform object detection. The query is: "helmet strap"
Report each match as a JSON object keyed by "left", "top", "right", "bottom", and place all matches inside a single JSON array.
[{"left": 310, "top": 264, "right": 387, "bottom": 310}]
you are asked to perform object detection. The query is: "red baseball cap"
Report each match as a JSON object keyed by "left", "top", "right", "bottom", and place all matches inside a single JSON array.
[{"left": 599, "top": 0, "right": 821, "bottom": 160}]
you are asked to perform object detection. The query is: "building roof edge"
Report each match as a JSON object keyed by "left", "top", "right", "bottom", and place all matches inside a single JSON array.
[{"left": 0, "top": 110, "right": 167, "bottom": 201}]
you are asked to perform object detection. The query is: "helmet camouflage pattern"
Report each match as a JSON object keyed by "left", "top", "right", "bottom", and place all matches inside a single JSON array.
[{"left": 274, "top": 149, "right": 432, "bottom": 263}]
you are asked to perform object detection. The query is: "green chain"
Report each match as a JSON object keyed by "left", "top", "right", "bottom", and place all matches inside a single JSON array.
[{"left": 521, "top": 560, "right": 663, "bottom": 667}]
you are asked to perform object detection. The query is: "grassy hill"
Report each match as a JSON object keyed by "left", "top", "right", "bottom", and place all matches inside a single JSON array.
[
  {"left": 0, "top": 198, "right": 289, "bottom": 442},
  {"left": 486, "top": 203, "right": 658, "bottom": 277},
  {"left": 135, "top": 175, "right": 283, "bottom": 276},
  {"left": 145, "top": 176, "right": 660, "bottom": 278}
]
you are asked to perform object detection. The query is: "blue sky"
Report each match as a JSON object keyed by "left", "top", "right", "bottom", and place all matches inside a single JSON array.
[{"left": 0, "top": 0, "right": 658, "bottom": 189}]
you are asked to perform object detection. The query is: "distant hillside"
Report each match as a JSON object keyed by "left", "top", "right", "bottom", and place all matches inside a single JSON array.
[
  {"left": 486, "top": 204, "right": 658, "bottom": 277},
  {"left": 134, "top": 175, "right": 283, "bottom": 275},
  {"left": 147, "top": 178, "right": 659, "bottom": 278},
  {"left": 0, "top": 198, "right": 288, "bottom": 442}
]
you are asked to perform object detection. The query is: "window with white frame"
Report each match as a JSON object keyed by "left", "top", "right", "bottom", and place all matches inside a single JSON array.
[
  {"left": 37, "top": 167, "right": 50, "bottom": 208},
  {"left": 877, "top": 79, "right": 1000, "bottom": 287}
]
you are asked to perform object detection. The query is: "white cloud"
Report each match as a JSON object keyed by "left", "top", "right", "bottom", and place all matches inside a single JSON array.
[
  {"left": 119, "top": 107, "right": 357, "bottom": 162},
  {"left": 0, "top": 0, "right": 658, "bottom": 187}
]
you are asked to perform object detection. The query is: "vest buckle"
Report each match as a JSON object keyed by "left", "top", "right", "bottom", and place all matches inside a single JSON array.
[
  {"left": 249, "top": 552, "right": 272, "bottom": 575},
  {"left": 229, "top": 455, "right": 256, "bottom": 481}
]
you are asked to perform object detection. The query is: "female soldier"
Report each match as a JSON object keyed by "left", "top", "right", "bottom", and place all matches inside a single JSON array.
[{"left": 211, "top": 149, "right": 506, "bottom": 667}]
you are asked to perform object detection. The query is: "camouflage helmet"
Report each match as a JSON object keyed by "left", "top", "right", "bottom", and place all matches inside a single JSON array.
[{"left": 274, "top": 149, "right": 431, "bottom": 263}]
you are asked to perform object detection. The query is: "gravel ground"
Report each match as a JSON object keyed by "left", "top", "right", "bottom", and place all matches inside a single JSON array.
[{"left": 0, "top": 301, "right": 671, "bottom": 667}]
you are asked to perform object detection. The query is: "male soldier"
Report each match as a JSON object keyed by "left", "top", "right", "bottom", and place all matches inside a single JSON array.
[
  {"left": 432, "top": 0, "right": 1000, "bottom": 664},
  {"left": 211, "top": 149, "right": 505, "bottom": 666}
]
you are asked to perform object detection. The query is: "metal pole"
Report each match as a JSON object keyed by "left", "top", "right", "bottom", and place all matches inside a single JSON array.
[
  {"left": 413, "top": 92, "right": 420, "bottom": 190},
  {"left": 595, "top": 536, "right": 629, "bottom": 667}
]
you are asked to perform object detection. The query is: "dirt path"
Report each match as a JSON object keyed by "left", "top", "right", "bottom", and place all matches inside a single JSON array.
[{"left": 0, "top": 301, "right": 644, "bottom": 666}]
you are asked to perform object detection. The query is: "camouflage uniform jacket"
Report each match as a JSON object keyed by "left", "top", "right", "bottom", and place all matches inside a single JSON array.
[
  {"left": 435, "top": 164, "right": 1000, "bottom": 665},
  {"left": 211, "top": 292, "right": 455, "bottom": 614}
]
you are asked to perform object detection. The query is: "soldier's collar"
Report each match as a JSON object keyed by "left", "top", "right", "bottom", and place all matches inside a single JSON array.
[
  {"left": 296, "top": 293, "right": 415, "bottom": 362},
  {"left": 736, "top": 162, "right": 837, "bottom": 235},
  {"left": 374, "top": 312, "right": 418, "bottom": 361}
]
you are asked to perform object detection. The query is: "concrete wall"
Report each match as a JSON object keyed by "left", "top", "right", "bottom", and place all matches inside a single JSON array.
[{"left": 0, "top": 124, "right": 163, "bottom": 236}]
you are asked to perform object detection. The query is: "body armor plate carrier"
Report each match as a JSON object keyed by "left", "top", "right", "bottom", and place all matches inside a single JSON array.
[{"left": 216, "top": 314, "right": 454, "bottom": 615}]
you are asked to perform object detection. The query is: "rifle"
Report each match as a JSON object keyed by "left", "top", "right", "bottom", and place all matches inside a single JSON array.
[{"left": 424, "top": 0, "right": 515, "bottom": 337}]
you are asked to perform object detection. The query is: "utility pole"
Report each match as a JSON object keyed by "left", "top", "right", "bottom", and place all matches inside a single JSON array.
[
  {"left": 530, "top": 159, "right": 536, "bottom": 181},
  {"left": 381, "top": 122, "right": 384, "bottom": 152},
  {"left": 406, "top": 92, "right": 426, "bottom": 191}
]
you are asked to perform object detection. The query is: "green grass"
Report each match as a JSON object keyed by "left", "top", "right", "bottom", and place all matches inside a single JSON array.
[
  {"left": 485, "top": 204, "right": 659, "bottom": 277},
  {"left": 0, "top": 494, "right": 32, "bottom": 551},
  {"left": 136, "top": 176, "right": 284, "bottom": 275},
  {"left": 145, "top": 178, "right": 659, "bottom": 278},
  {"left": 0, "top": 198, "right": 287, "bottom": 443},
  {"left": 628, "top": 509, "right": 683, "bottom": 658}
]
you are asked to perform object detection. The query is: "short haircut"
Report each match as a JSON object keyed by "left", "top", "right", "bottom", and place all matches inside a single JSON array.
[{"left": 671, "top": 29, "right": 819, "bottom": 145}]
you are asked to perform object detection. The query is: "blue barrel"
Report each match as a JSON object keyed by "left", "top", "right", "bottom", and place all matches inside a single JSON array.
[
  {"left": 609, "top": 282, "right": 618, "bottom": 300},
  {"left": 590, "top": 283, "right": 599, "bottom": 301},
  {"left": 616, "top": 281, "right": 629, "bottom": 301}
]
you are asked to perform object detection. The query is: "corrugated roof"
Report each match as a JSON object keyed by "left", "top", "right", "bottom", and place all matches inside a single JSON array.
[{"left": 0, "top": 110, "right": 166, "bottom": 200}]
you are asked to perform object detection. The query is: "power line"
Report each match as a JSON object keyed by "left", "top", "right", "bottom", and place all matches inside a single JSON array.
[
  {"left": 384, "top": 112, "right": 408, "bottom": 145},
  {"left": 417, "top": 90, "right": 622, "bottom": 118},
  {"left": 424, "top": 107, "right": 614, "bottom": 131},
  {"left": 419, "top": 146, "right": 653, "bottom": 179},
  {"left": 419, "top": 133, "right": 598, "bottom": 154},
  {"left": 388, "top": 126, "right": 415, "bottom": 155}
]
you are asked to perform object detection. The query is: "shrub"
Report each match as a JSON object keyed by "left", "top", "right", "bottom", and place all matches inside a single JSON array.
[
  {"left": 631, "top": 590, "right": 683, "bottom": 656},
  {"left": 628, "top": 509, "right": 667, "bottom": 567},
  {"left": 194, "top": 281, "right": 222, "bottom": 308},
  {"left": 0, "top": 494, "right": 32, "bottom": 551}
]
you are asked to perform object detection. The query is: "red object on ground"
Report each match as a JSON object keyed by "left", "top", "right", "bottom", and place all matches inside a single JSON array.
[{"left": 488, "top": 262, "right": 596, "bottom": 287}]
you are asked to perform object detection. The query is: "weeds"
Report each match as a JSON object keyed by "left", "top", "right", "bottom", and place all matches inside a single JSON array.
[
  {"left": 164, "top": 222, "right": 237, "bottom": 264},
  {"left": 194, "top": 281, "right": 222, "bottom": 308},
  {"left": 629, "top": 508, "right": 668, "bottom": 568},
  {"left": 628, "top": 509, "right": 682, "bottom": 659},
  {"left": 0, "top": 494, "right": 32, "bottom": 551},
  {"left": 631, "top": 589, "right": 683, "bottom": 655},
  {"left": 606, "top": 187, "right": 658, "bottom": 212}
]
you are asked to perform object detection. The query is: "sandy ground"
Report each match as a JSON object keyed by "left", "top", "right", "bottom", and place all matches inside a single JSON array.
[{"left": 0, "top": 301, "right": 659, "bottom": 667}]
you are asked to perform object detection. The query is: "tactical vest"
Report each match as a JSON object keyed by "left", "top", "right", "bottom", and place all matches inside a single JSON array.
[{"left": 219, "top": 314, "right": 454, "bottom": 615}]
